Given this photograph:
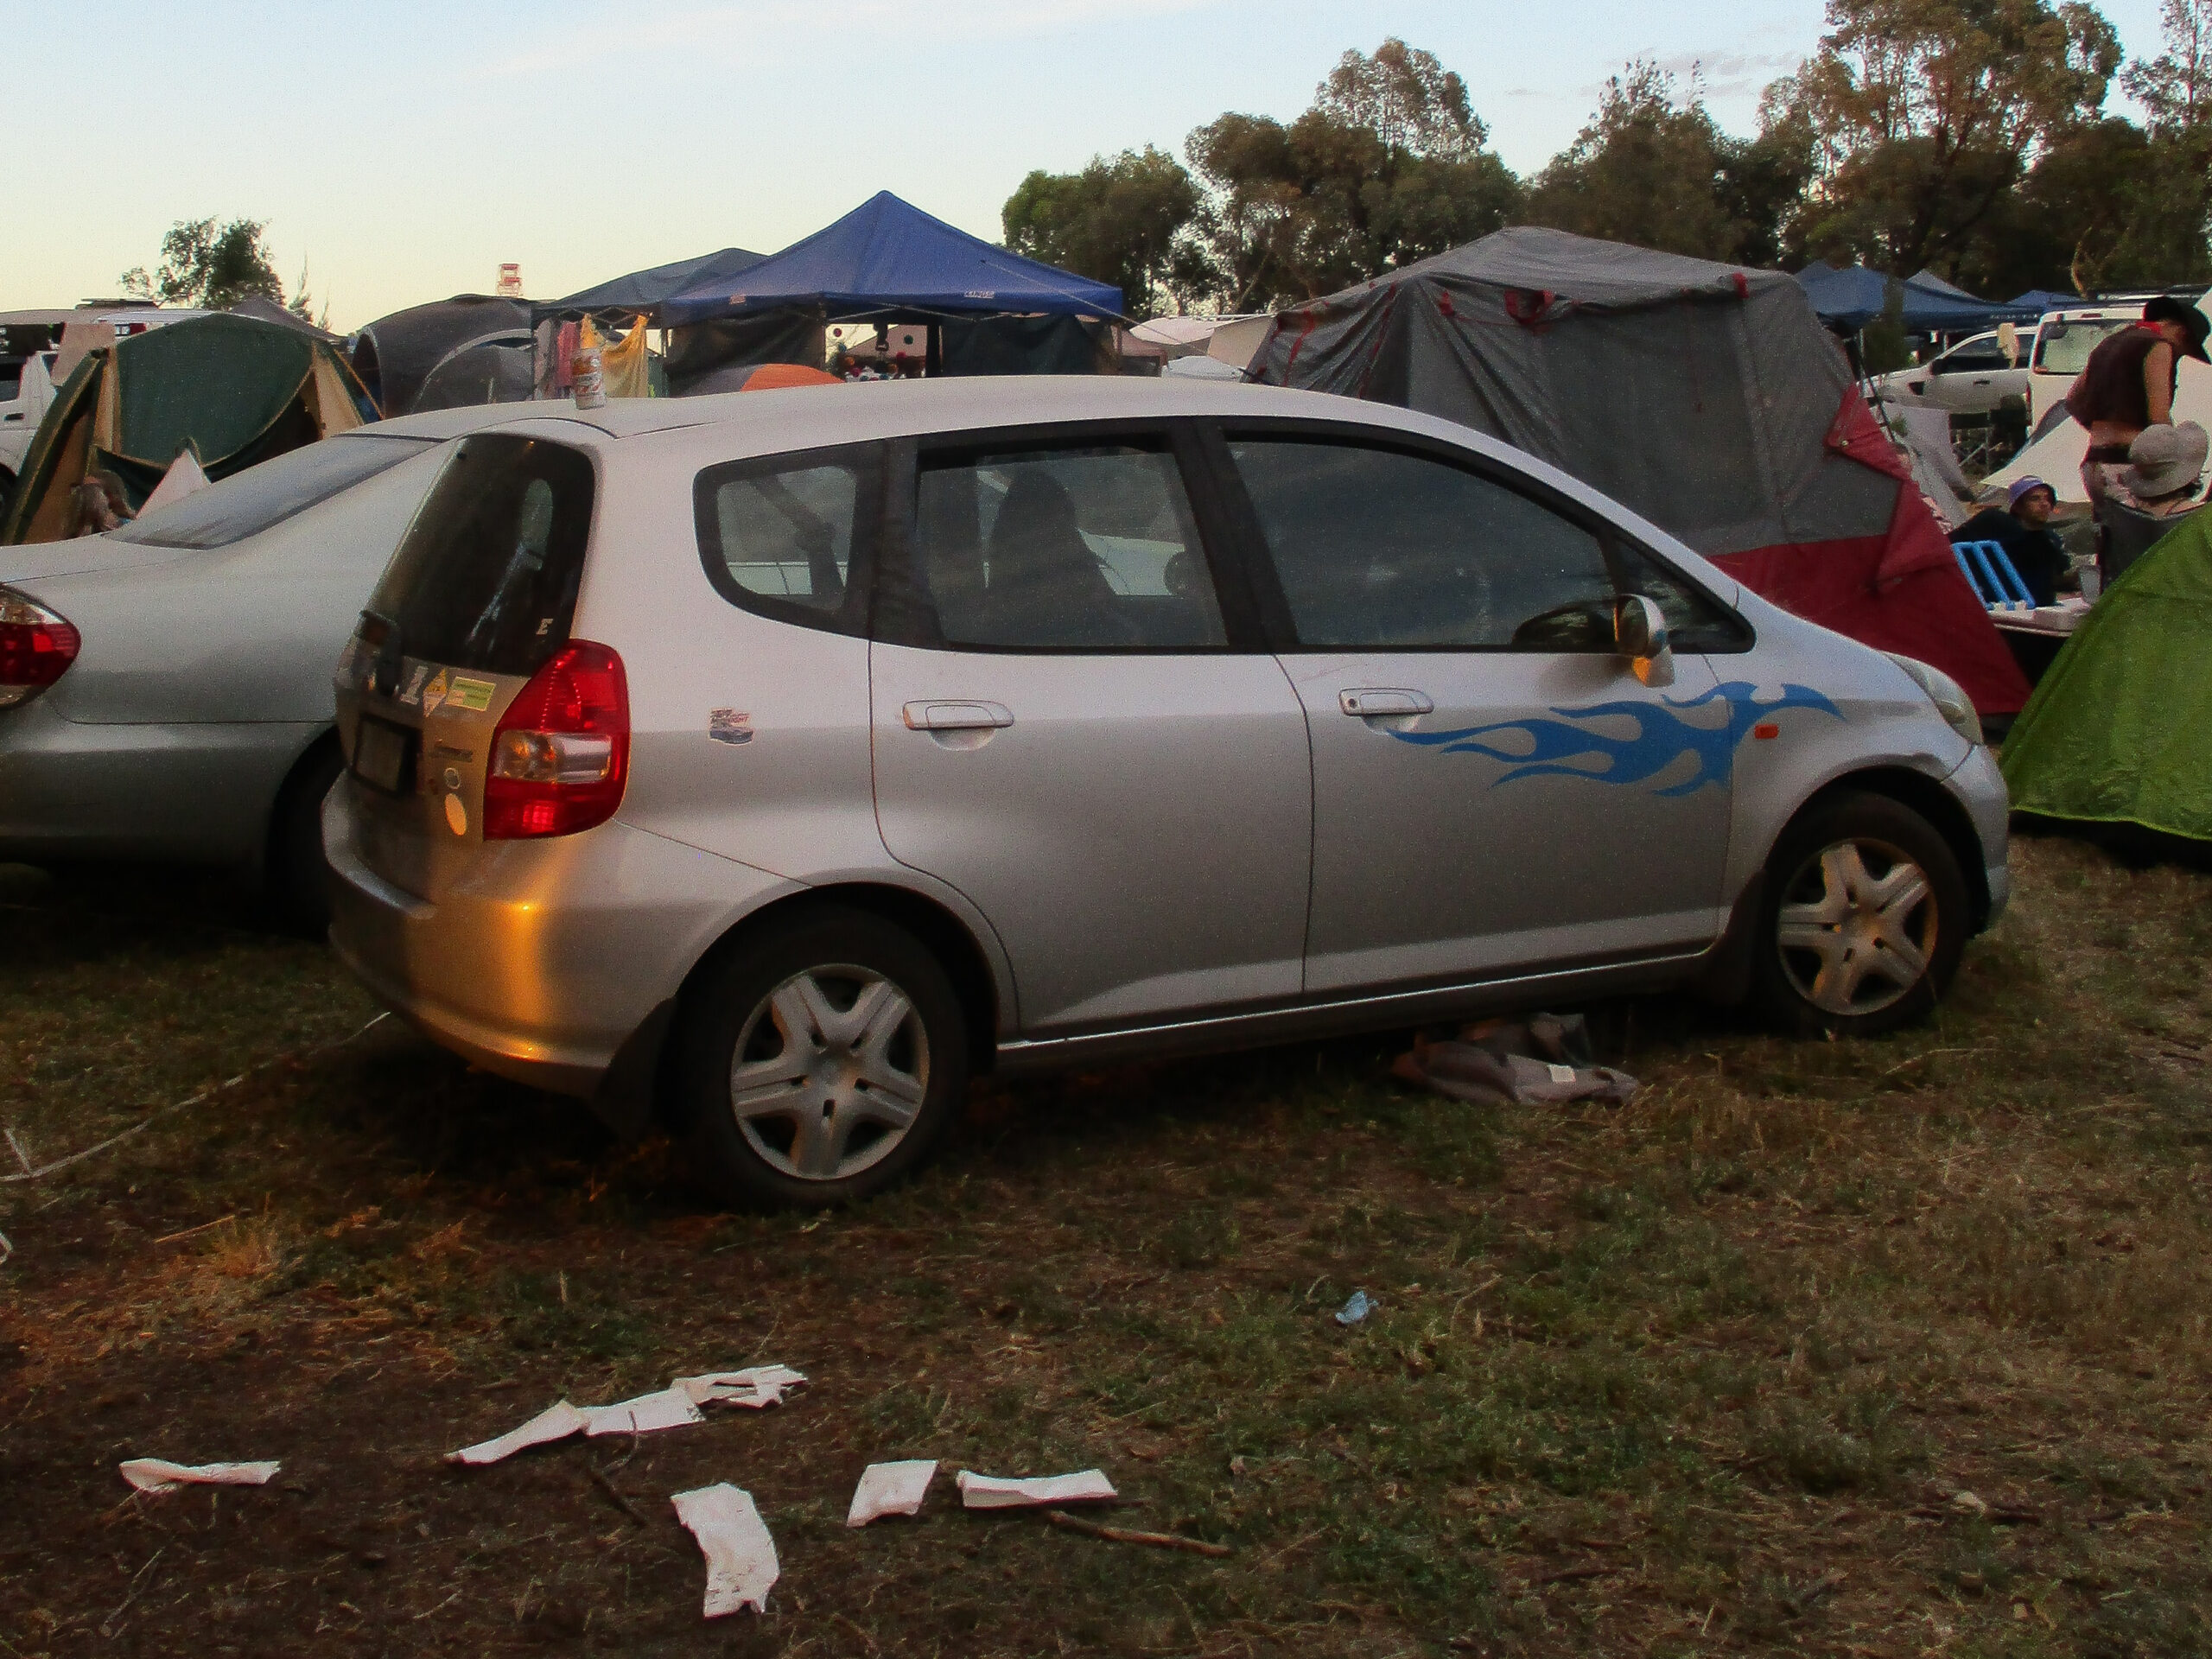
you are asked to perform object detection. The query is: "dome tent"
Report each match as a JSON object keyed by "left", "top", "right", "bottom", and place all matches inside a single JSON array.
[
  {"left": 1, "top": 312, "right": 373, "bottom": 545},
  {"left": 1248, "top": 226, "right": 2032, "bottom": 715},
  {"left": 350, "top": 295, "right": 532, "bottom": 417},
  {"left": 2000, "top": 508, "right": 2212, "bottom": 842}
]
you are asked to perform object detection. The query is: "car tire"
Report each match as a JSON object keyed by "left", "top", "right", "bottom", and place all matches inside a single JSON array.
[
  {"left": 268, "top": 739, "right": 344, "bottom": 936},
  {"left": 675, "top": 906, "right": 969, "bottom": 1210},
  {"left": 1750, "top": 791, "right": 1968, "bottom": 1038}
]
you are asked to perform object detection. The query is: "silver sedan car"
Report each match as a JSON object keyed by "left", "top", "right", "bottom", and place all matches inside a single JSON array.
[
  {"left": 0, "top": 405, "right": 518, "bottom": 924},
  {"left": 325, "top": 379, "right": 2010, "bottom": 1206}
]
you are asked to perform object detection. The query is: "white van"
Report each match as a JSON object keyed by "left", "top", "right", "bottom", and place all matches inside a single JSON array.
[{"left": 2024, "top": 306, "right": 2146, "bottom": 429}]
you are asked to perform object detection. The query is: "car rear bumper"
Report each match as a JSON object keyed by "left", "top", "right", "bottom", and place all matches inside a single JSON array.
[
  {"left": 0, "top": 699, "right": 317, "bottom": 867},
  {"left": 323, "top": 791, "right": 799, "bottom": 1098}
]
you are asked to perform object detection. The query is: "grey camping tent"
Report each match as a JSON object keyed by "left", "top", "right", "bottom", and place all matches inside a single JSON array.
[
  {"left": 1247, "top": 226, "right": 2032, "bottom": 715},
  {"left": 351, "top": 295, "right": 533, "bottom": 417}
]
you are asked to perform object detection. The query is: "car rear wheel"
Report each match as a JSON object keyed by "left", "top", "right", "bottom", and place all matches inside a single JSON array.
[
  {"left": 268, "top": 739, "right": 344, "bottom": 936},
  {"left": 676, "top": 908, "right": 968, "bottom": 1209},
  {"left": 1751, "top": 791, "right": 1967, "bottom": 1037}
]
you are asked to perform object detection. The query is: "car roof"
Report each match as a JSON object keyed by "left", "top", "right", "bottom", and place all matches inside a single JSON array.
[{"left": 435, "top": 377, "right": 1427, "bottom": 454}]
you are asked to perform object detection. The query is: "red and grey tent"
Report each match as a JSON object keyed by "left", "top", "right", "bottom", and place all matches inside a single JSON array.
[{"left": 1246, "top": 227, "right": 2031, "bottom": 714}]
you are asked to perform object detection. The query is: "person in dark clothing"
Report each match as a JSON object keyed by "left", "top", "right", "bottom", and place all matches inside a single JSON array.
[
  {"left": 2067, "top": 296, "right": 2212, "bottom": 502},
  {"left": 1955, "top": 476, "right": 2069, "bottom": 604}
]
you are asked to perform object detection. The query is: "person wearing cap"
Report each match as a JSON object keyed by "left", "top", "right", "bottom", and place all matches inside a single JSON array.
[
  {"left": 2114, "top": 420, "right": 2210, "bottom": 518},
  {"left": 1954, "top": 475, "right": 2069, "bottom": 605},
  {"left": 2066, "top": 296, "right": 2212, "bottom": 502}
]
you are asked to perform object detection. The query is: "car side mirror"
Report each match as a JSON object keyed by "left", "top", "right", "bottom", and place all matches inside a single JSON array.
[{"left": 1614, "top": 594, "right": 1675, "bottom": 687}]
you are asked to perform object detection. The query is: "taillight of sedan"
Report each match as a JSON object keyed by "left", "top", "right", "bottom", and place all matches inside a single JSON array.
[{"left": 0, "top": 587, "right": 79, "bottom": 709}]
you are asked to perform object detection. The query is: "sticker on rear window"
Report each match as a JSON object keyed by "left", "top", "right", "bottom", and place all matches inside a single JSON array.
[
  {"left": 709, "top": 709, "right": 753, "bottom": 746},
  {"left": 421, "top": 668, "right": 450, "bottom": 714},
  {"left": 446, "top": 676, "right": 495, "bottom": 713},
  {"left": 397, "top": 662, "right": 429, "bottom": 707}
]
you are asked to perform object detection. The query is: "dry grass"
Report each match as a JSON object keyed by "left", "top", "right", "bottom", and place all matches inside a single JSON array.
[{"left": 0, "top": 832, "right": 2208, "bottom": 1656}]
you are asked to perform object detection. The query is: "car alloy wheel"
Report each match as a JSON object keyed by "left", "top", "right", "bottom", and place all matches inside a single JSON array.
[
  {"left": 1774, "top": 836, "right": 1938, "bottom": 1018},
  {"left": 726, "top": 963, "right": 931, "bottom": 1182}
]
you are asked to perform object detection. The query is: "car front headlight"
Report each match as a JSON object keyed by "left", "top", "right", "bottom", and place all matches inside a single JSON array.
[{"left": 1885, "top": 652, "right": 1983, "bottom": 747}]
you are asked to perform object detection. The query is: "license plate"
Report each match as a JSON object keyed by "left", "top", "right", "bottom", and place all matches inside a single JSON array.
[{"left": 352, "top": 715, "right": 416, "bottom": 795}]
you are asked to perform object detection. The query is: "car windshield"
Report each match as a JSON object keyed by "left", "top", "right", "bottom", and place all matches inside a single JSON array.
[
  {"left": 112, "top": 435, "right": 436, "bottom": 550},
  {"left": 2033, "top": 317, "right": 2134, "bottom": 375}
]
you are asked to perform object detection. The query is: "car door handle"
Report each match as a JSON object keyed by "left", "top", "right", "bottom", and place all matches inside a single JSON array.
[
  {"left": 1338, "top": 689, "right": 1433, "bottom": 717},
  {"left": 902, "top": 700, "right": 1014, "bottom": 732}
]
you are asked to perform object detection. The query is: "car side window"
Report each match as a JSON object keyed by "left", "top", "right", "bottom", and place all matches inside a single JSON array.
[
  {"left": 693, "top": 444, "right": 878, "bottom": 637},
  {"left": 1230, "top": 437, "right": 1621, "bottom": 650},
  {"left": 912, "top": 442, "right": 1227, "bottom": 651},
  {"left": 1610, "top": 541, "right": 1750, "bottom": 652}
]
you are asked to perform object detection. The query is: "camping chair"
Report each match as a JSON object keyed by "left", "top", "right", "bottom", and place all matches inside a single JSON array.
[{"left": 1952, "top": 539, "right": 2036, "bottom": 612}]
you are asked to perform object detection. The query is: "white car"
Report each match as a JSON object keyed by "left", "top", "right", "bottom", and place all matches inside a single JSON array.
[{"left": 1874, "top": 330, "right": 2030, "bottom": 416}]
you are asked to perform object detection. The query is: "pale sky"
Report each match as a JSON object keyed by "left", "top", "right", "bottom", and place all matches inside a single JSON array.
[{"left": 1, "top": 0, "right": 2176, "bottom": 329}]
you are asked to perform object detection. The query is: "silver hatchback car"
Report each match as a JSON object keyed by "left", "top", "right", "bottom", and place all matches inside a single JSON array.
[{"left": 326, "top": 379, "right": 2009, "bottom": 1206}]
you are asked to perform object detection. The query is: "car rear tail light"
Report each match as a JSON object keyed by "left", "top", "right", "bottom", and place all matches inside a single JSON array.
[
  {"left": 483, "top": 641, "right": 629, "bottom": 839},
  {"left": 0, "top": 588, "right": 80, "bottom": 709}
]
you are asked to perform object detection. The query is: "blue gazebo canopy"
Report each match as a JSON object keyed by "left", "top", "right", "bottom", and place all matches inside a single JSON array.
[
  {"left": 1792, "top": 264, "right": 2042, "bottom": 333},
  {"left": 540, "top": 246, "right": 767, "bottom": 321},
  {"left": 662, "top": 191, "right": 1122, "bottom": 327}
]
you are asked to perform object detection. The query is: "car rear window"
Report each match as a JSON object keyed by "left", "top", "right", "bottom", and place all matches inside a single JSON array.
[
  {"left": 112, "top": 435, "right": 435, "bottom": 549},
  {"left": 365, "top": 434, "right": 596, "bottom": 677}
]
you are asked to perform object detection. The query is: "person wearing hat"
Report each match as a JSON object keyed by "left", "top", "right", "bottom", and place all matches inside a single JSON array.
[
  {"left": 2066, "top": 296, "right": 2212, "bottom": 503},
  {"left": 2115, "top": 420, "right": 2210, "bottom": 518},
  {"left": 1955, "top": 475, "right": 2070, "bottom": 604}
]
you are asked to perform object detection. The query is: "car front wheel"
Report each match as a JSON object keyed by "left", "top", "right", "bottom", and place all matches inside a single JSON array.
[
  {"left": 1751, "top": 791, "right": 1968, "bottom": 1037},
  {"left": 676, "top": 907, "right": 968, "bottom": 1209}
]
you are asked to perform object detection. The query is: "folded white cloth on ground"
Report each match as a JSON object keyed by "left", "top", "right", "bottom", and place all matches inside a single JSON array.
[
  {"left": 120, "top": 1458, "right": 280, "bottom": 1493},
  {"left": 848, "top": 1459, "right": 938, "bottom": 1526},
  {"left": 672, "top": 1484, "right": 779, "bottom": 1616},
  {"left": 957, "top": 1468, "right": 1116, "bottom": 1509}
]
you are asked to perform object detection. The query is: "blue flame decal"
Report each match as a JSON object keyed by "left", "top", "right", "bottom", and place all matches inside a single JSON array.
[{"left": 1389, "top": 680, "right": 1842, "bottom": 796}]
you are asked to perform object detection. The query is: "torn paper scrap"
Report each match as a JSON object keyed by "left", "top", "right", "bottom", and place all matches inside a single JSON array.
[
  {"left": 446, "top": 1400, "right": 589, "bottom": 1465},
  {"left": 1335, "top": 1290, "right": 1374, "bottom": 1326},
  {"left": 675, "top": 1365, "right": 808, "bottom": 1409},
  {"left": 957, "top": 1469, "right": 1116, "bottom": 1510},
  {"left": 120, "top": 1459, "right": 279, "bottom": 1494},
  {"left": 583, "top": 1386, "right": 705, "bottom": 1437},
  {"left": 847, "top": 1459, "right": 938, "bottom": 1527},
  {"left": 671, "top": 1484, "right": 779, "bottom": 1617}
]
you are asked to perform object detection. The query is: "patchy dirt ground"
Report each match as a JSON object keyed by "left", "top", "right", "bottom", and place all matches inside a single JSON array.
[{"left": 2, "top": 832, "right": 2209, "bottom": 1657}]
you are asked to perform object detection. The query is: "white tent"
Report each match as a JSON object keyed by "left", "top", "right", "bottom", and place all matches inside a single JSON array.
[{"left": 1128, "top": 313, "right": 1272, "bottom": 372}]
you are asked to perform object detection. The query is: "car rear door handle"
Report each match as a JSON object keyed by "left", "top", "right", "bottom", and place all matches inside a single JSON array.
[
  {"left": 902, "top": 700, "right": 1014, "bottom": 732},
  {"left": 1338, "top": 689, "right": 1433, "bottom": 717}
]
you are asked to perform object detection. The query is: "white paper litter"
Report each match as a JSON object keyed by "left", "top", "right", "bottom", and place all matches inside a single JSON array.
[
  {"left": 847, "top": 1459, "right": 938, "bottom": 1526},
  {"left": 446, "top": 1400, "right": 589, "bottom": 1465},
  {"left": 675, "top": 1364, "right": 808, "bottom": 1409},
  {"left": 119, "top": 1458, "right": 279, "bottom": 1494},
  {"left": 671, "top": 1484, "right": 779, "bottom": 1617},
  {"left": 957, "top": 1468, "right": 1117, "bottom": 1510},
  {"left": 583, "top": 1386, "right": 705, "bottom": 1437}
]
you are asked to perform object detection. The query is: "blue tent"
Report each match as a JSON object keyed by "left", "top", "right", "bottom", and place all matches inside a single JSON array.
[
  {"left": 662, "top": 192, "right": 1122, "bottom": 327},
  {"left": 1792, "top": 264, "right": 2041, "bottom": 332},
  {"left": 2006, "top": 289, "right": 2084, "bottom": 317},
  {"left": 539, "top": 246, "right": 766, "bottom": 320}
]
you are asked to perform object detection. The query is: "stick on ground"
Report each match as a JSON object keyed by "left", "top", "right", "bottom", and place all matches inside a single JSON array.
[{"left": 1046, "top": 1509, "right": 1231, "bottom": 1557}]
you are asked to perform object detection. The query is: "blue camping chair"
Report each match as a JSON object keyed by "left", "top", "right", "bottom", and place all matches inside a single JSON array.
[{"left": 1952, "top": 540, "right": 2036, "bottom": 611}]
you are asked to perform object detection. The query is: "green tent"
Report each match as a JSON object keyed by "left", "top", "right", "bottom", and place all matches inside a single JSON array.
[
  {"left": 2001, "top": 506, "right": 2212, "bottom": 841},
  {"left": 1, "top": 313, "right": 375, "bottom": 544}
]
